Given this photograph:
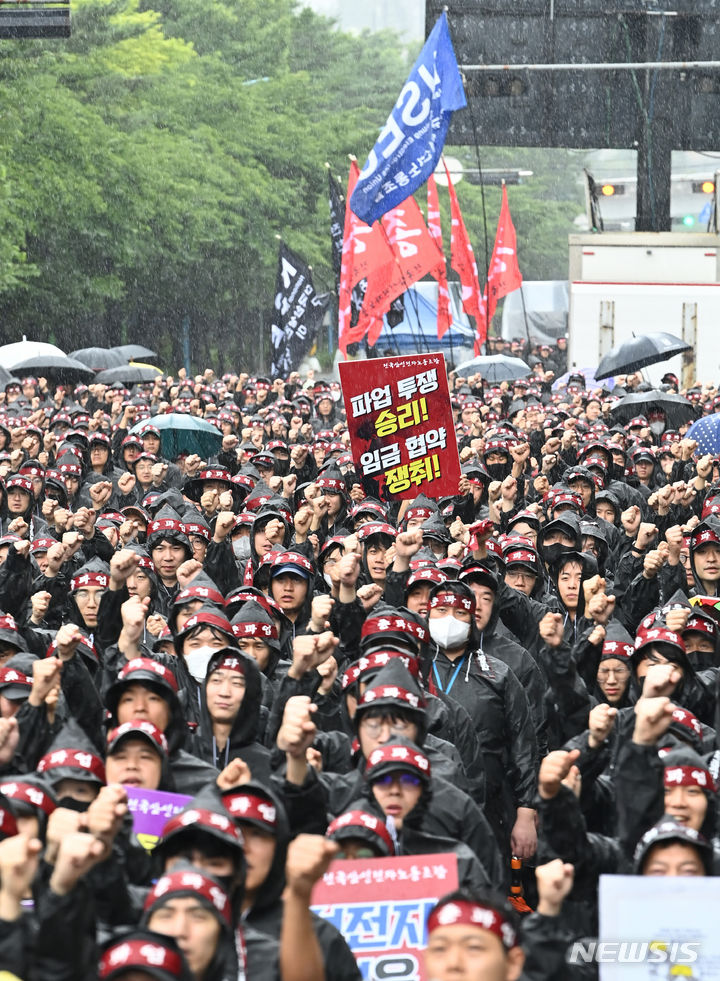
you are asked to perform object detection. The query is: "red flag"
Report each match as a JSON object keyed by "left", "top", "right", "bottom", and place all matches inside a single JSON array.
[
  {"left": 338, "top": 162, "right": 392, "bottom": 354},
  {"left": 426, "top": 175, "right": 452, "bottom": 339},
  {"left": 486, "top": 184, "right": 523, "bottom": 325},
  {"left": 445, "top": 161, "right": 487, "bottom": 350},
  {"left": 359, "top": 197, "right": 443, "bottom": 330}
]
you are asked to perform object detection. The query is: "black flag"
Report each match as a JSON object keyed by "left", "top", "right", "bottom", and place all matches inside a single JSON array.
[
  {"left": 270, "top": 243, "right": 326, "bottom": 379},
  {"left": 328, "top": 169, "right": 344, "bottom": 287}
]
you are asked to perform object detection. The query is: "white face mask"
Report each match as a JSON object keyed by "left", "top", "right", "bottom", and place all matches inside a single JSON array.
[
  {"left": 649, "top": 421, "right": 665, "bottom": 436},
  {"left": 233, "top": 537, "right": 251, "bottom": 561},
  {"left": 184, "top": 646, "right": 217, "bottom": 683},
  {"left": 323, "top": 572, "right": 334, "bottom": 589},
  {"left": 429, "top": 615, "right": 470, "bottom": 650}
]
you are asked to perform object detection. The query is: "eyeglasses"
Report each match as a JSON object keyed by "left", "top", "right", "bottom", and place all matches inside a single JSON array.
[
  {"left": 597, "top": 665, "right": 630, "bottom": 680},
  {"left": 372, "top": 773, "right": 421, "bottom": 787},
  {"left": 359, "top": 717, "right": 414, "bottom": 737}
]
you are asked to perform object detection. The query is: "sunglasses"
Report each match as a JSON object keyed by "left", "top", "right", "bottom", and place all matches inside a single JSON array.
[{"left": 373, "top": 772, "right": 421, "bottom": 788}]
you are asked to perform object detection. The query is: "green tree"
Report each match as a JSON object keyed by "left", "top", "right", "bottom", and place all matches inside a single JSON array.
[{"left": 0, "top": 0, "right": 581, "bottom": 367}]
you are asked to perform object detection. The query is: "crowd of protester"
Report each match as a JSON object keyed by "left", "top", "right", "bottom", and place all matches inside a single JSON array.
[{"left": 0, "top": 341, "right": 717, "bottom": 980}]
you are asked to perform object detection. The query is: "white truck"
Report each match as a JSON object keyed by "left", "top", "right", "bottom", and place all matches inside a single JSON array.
[{"left": 567, "top": 232, "right": 720, "bottom": 387}]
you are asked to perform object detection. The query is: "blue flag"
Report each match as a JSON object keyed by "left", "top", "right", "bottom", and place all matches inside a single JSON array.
[{"left": 350, "top": 12, "right": 466, "bottom": 226}]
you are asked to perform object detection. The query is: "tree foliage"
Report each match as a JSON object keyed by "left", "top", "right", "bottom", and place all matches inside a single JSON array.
[{"left": 0, "top": 0, "right": 580, "bottom": 368}]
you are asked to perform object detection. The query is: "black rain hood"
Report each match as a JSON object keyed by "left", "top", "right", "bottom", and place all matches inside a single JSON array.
[
  {"left": 194, "top": 647, "right": 270, "bottom": 774},
  {"left": 146, "top": 504, "right": 193, "bottom": 556},
  {"left": 538, "top": 510, "right": 582, "bottom": 569},
  {"left": 248, "top": 501, "right": 293, "bottom": 568},
  {"left": 153, "top": 780, "right": 247, "bottom": 905},
  {"left": 231, "top": 599, "right": 283, "bottom": 679},
  {"left": 353, "top": 658, "right": 429, "bottom": 746},
  {"left": 220, "top": 779, "right": 290, "bottom": 915},
  {"left": 660, "top": 746, "right": 717, "bottom": 842},
  {"left": 689, "top": 515, "right": 720, "bottom": 596},
  {"left": 548, "top": 550, "right": 598, "bottom": 620}
]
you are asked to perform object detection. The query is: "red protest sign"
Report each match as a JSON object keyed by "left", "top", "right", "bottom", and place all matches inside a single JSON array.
[
  {"left": 311, "top": 853, "right": 459, "bottom": 981},
  {"left": 339, "top": 353, "right": 461, "bottom": 501}
]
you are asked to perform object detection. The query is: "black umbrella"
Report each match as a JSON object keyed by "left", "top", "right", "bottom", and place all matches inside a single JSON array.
[
  {"left": 596, "top": 332, "right": 691, "bottom": 380},
  {"left": 111, "top": 344, "right": 157, "bottom": 361},
  {"left": 10, "top": 355, "right": 94, "bottom": 383},
  {"left": 609, "top": 389, "right": 696, "bottom": 428},
  {"left": 94, "top": 365, "right": 163, "bottom": 385},
  {"left": 70, "top": 347, "right": 126, "bottom": 371}
]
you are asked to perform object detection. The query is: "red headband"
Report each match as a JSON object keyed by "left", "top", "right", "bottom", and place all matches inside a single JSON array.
[
  {"left": 316, "top": 477, "right": 345, "bottom": 493},
  {"left": 635, "top": 627, "right": 684, "bottom": 651},
  {"left": 664, "top": 764, "right": 716, "bottom": 793},
  {"left": 601, "top": 640, "right": 634, "bottom": 659},
  {"left": 197, "top": 468, "right": 232, "bottom": 482},
  {"left": 70, "top": 571, "right": 109, "bottom": 591},
  {"left": 504, "top": 549, "right": 538, "bottom": 568},
  {"left": 148, "top": 518, "right": 187, "bottom": 537},
  {"left": 0, "top": 615, "right": 17, "bottom": 633},
  {"left": 146, "top": 869, "right": 232, "bottom": 928},
  {"left": 427, "top": 899, "right": 517, "bottom": 948},
  {"left": 120, "top": 657, "right": 179, "bottom": 692},
  {"left": 406, "top": 507, "right": 434, "bottom": 522},
  {"left": 211, "top": 654, "right": 246, "bottom": 674},
  {"left": 99, "top": 939, "right": 184, "bottom": 979},
  {"left": 360, "top": 685, "right": 426, "bottom": 711},
  {"left": 108, "top": 720, "right": 168, "bottom": 756},
  {"left": 341, "top": 651, "right": 420, "bottom": 690},
  {"left": 361, "top": 615, "right": 428, "bottom": 643},
  {"left": 272, "top": 550, "right": 314, "bottom": 574},
  {"left": 31, "top": 538, "right": 56, "bottom": 551},
  {"left": 37, "top": 748, "right": 106, "bottom": 783},
  {"left": 0, "top": 780, "right": 56, "bottom": 815},
  {"left": 365, "top": 744, "right": 430, "bottom": 778},
  {"left": 0, "top": 805, "right": 17, "bottom": 838},
  {"left": 358, "top": 522, "right": 396, "bottom": 541},
  {"left": 6, "top": 476, "right": 33, "bottom": 492},
  {"left": 693, "top": 528, "right": 720, "bottom": 547},
  {"left": 327, "top": 810, "right": 395, "bottom": 855},
  {"left": 407, "top": 568, "right": 447, "bottom": 588},
  {"left": 222, "top": 792, "right": 278, "bottom": 828},
  {"left": 231, "top": 621, "right": 278, "bottom": 641},
  {"left": 184, "top": 522, "right": 211, "bottom": 541},
  {"left": 161, "top": 806, "right": 239, "bottom": 842},
  {"left": 0, "top": 667, "right": 30, "bottom": 688},
  {"left": 685, "top": 615, "right": 716, "bottom": 637},
  {"left": 429, "top": 592, "right": 475, "bottom": 612},
  {"left": 671, "top": 708, "right": 703, "bottom": 738},
  {"left": 181, "top": 611, "right": 233, "bottom": 635},
  {"left": 176, "top": 585, "right": 224, "bottom": 606}
]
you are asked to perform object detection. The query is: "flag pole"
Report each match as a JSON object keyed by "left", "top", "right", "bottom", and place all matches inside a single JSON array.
[
  {"left": 447, "top": 262, "right": 456, "bottom": 370},
  {"left": 377, "top": 220, "right": 428, "bottom": 356},
  {"left": 453, "top": 11, "right": 491, "bottom": 358}
]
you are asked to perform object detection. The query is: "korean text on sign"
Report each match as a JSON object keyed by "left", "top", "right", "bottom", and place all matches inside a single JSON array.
[{"left": 340, "top": 353, "right": 461, "bottom": 501}]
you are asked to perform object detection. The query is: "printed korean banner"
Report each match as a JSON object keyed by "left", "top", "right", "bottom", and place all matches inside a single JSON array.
[
  {"left": 339, "top": 352, "right": 461, "bottom": 501},
  {"left": 312, "top": 853, "right": 459, "bottom": 981},
  {"left": 125, "top": 786, "right": 191, "bottom": 851}
]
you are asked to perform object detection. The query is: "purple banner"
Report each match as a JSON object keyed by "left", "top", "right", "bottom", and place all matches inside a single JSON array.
[{"left": 125, "top": 786, "right": 191, "bottom": 850}]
